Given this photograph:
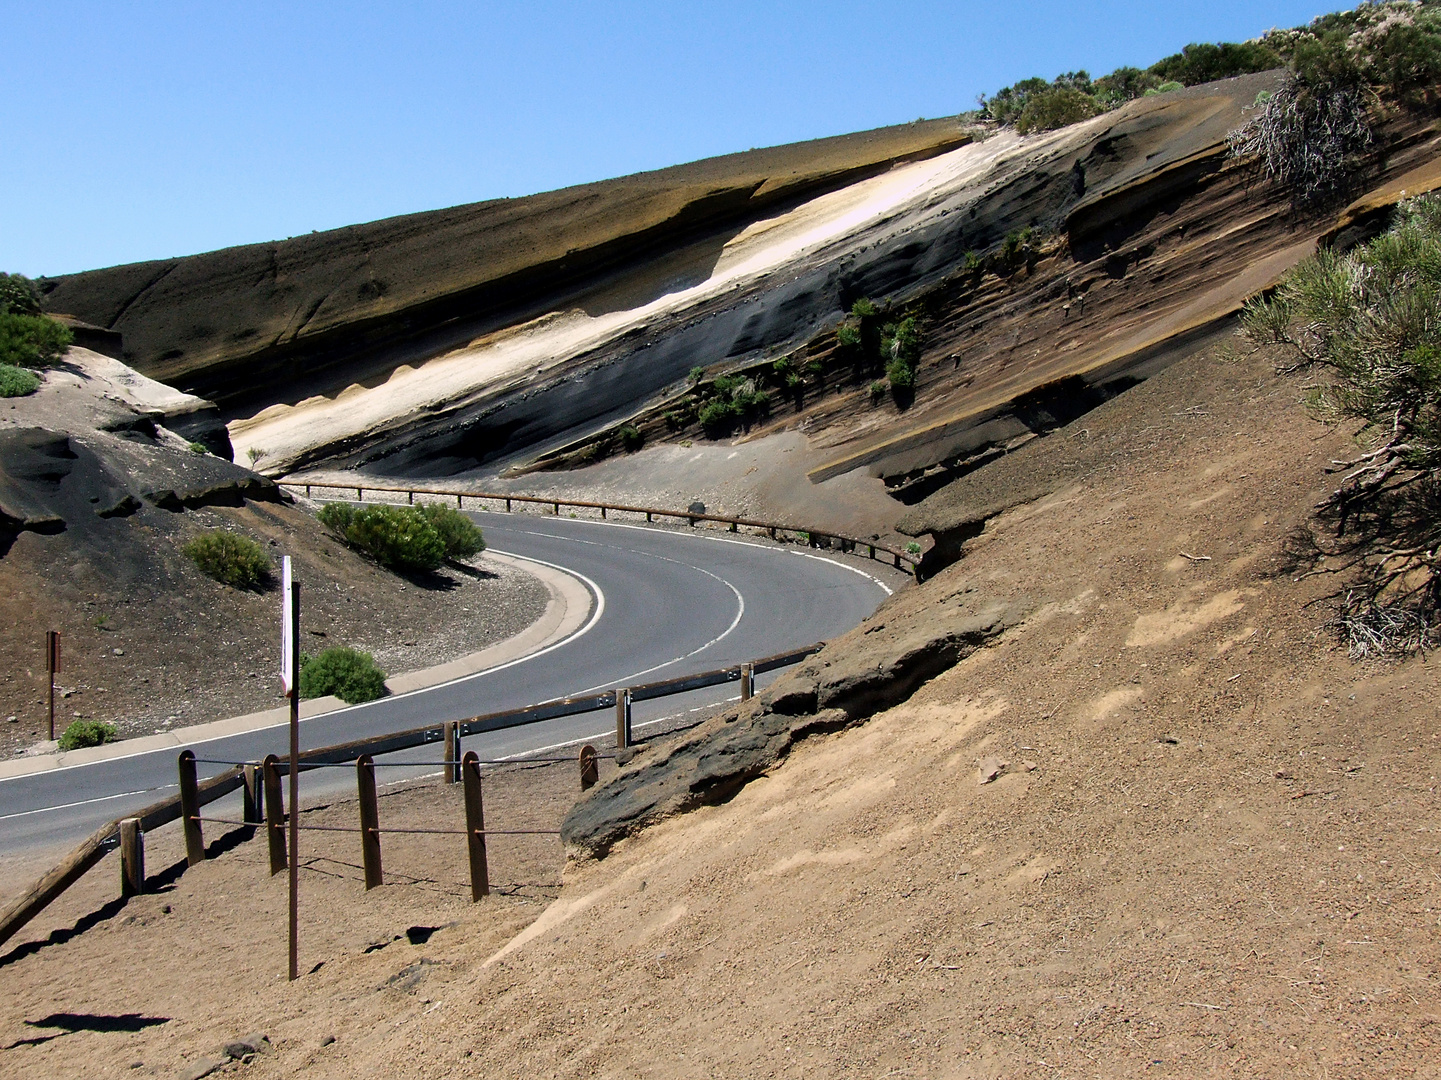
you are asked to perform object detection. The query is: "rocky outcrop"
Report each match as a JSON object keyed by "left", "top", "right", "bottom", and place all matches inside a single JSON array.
[{"left": 561, "top": 592, "right": 1024, "bottom": 858}]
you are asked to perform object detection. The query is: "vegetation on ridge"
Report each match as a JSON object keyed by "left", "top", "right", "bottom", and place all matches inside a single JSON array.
[
  {"left": 319, "top": 502, "right": 485, "bottom": 572},
  {"left": 980, "top": 1, "right": 1441, "bottom": 141},
  {"left": 0, "top": 272, "right": 73, "bottom": 377}
]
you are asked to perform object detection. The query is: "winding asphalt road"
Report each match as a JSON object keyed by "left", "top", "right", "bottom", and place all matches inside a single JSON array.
[{"left": 0, "top": 512, "right": 899, "bottom": 854}]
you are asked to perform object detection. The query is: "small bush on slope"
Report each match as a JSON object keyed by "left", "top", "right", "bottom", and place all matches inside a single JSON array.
[
  {"left": 299, "top": 647, "right": 388, "bottom": 704},
  {"left": 58, "top": 719, "right": 118, "bottom": 750},
  {"left": 0, "top": 363, "right": 39, "bottom": 397},
  {"left": 182, "top": 530, "right": 271, "bottom": 589},
  {"left": 318, "top": 502, "right": 484, "bottom": 570},
  {"left": 1243, "top": 193, "right": 1441, "bottom": 654}
]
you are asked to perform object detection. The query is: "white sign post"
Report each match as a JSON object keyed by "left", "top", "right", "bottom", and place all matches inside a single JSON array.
[{"left": 279, "top": 555, "right": 300, "bottom": 981}]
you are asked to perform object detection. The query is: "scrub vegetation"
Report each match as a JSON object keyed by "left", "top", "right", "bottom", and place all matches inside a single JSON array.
[
  {"left": 181, "top": 530, "right": 272, "bottom": 590},
  {"left": 318, "top": 502, "right": 485, "bottom": 572},
  {"left": 1243, "top": 193, "right": 1441, "bottom": 654},
  {"left": 0, "top": 272, "right": 73, "bottom": 372},
  {"left": 299, "top": 646, "right": 388, "bottom": 704}
]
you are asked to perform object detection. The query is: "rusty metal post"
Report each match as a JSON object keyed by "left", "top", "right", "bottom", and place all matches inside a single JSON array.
[
  {"left": 443, "top": 721, "right": 458, "bottom": 785},
  {"left": 178, "top": 750, "right": 204, "bottom": 866},
  {"left": 263, "top": 755, "right": 287, "bottom": 875},
  {"left": 462, "top": 751, "right": 489, "bottom": 900},
  {"left": 45, "top": 630, "right": 59, "bottom": 742},
  {"left": 740, "top": 663, "right": 754, "bottom": 701},
  {"left": 242, "top": 763, "right": 261, "bottom": 825},
  {"left": 579, "top": 744, "right": 598, "bottom": 791},
  {"left": 615, "top": 688, "right": 631, "bottom": 750},
  {"left": 119, "top": 818, "right": 144, "bottom": 897},
  {"left": 356, "top": 754, "right": 382, "bottom": 890}
]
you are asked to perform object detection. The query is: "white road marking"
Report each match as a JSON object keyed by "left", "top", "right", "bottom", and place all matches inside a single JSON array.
[{"left": 0, "top": 785, "right": 175, "bottom": 822}]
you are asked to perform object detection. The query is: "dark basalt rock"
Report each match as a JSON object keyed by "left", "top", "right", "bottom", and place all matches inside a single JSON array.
[{"left": 561, "top": 598, "right": 1024, "bottom": 858}]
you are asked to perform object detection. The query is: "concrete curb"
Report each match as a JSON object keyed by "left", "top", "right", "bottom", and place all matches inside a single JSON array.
[{"left": 0, "top": 550, "right": 592, "bottom": 780}]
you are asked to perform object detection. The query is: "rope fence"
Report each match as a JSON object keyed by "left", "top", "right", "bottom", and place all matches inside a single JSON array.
[{"left": 0, "top": 643, "right": 806, "bottom": 952}]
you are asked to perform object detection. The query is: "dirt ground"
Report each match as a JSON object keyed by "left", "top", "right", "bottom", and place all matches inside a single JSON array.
[
  {"left": 0, "top": 499, "right": 549, "bottom": 757},
  {"left": 1, "top": 340, "right": 1438, "bottom": 1078}
]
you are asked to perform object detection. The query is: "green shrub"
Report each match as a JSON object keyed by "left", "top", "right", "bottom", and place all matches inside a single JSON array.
[
  {"left": 616, "top": 425, "right": 643, "bottom": 452},
  {"left": 317, "top": 502, "right": 355, "bottom": 533},
  {"left": 0, "top": 363, "right": 39, "bottom": 397},
  {"left": 1016, "top": 87, "right": 1100, "bottom": 134},
  {"left": 835, "top": 323, "right": 861, "bottom": 349},
  {"left": 687, "top": 365, "right": 706, "bottom": 385},
  {"left": 0, "top": 273, "right": 42, "bottom": 315},
  {"left": 886, "top": 357, "right": 916, "bottom": 390},
  {"left": 1148, "top": 41, "right": 1280, "bottom": 86},
  {"left": 869, "top": 380, "right": 887, "bottom": 401},
  {"left": 849, "top": 298, "right": 877, "bottom": 319},
  {"left": 1242, "top": 193, "right": 1441, "bottom": 646},
  {"left": 341, "top": 505, "right": 445, "bottom": 571},
  {"left": 905, "top": 541, "right": 922, "bottom": 556},
  {"left": 188, "top": 441, "right": 209, "bottom": 454},
  {"left": 182, "top": 530, "right": 271, "bottom": 589},
  {"left": 299, "top": 646, "right": 388, "bottom": 704},
  {"left": 58, "top": 719, "right": 118, "bottom": 751},
  {"left": 418, "top": 502, "right": 486, "bottom": 558},
  {"left": 0, "top": 312, "right": 73, "bottom": 369},
  {"left": 698, "top": 398, "right": 739, "bottom": 432}
]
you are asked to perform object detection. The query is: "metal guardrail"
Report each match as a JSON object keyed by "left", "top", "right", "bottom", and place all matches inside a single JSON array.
[
  {"left": 0, "top": 642, "right": 822, "bottom": 949},
  {"left": 280, "top": 480, "right": 922, "bottom": 574}
]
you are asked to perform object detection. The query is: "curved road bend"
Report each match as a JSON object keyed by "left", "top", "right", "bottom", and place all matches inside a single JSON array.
[{"left": 1, "top": 512, "right": 901, "bottom": 853}]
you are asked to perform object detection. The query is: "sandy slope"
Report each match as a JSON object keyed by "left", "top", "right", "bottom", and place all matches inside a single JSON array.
[{"left": 3, "top": 338, "right": 1437, "bottom": 1079}]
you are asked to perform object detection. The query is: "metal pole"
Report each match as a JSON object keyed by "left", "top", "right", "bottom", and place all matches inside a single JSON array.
[
  {"left": 45, "top": 630, "right": 58, "bottom": 742},
  {"left": 288, "top": 579, "right": 300, "bottom": 982},
  {"left": 443, "top": 721, "right": 457, "bottom": 785}
]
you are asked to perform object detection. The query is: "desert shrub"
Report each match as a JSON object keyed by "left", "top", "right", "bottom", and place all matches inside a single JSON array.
[
  {"left": 869, "top": 380, "right": 887, "bottom": 401},
  {"left": 418, "top": 502, "right": 486, "bottom": 559},
  {"left": 188, "top": 441, "right": 208, "bottom": 454},
  {"left": 182, "top": 530, "right": 271, "bottom": 589},
  {"left": 698, "top": 397, "right": 739, "bottom": 433},
  {"left": 1228, "top": 73, "right": 1374, "bottom": 210},
  {"left": 58, "top": 719, "right": 118, "bottom": 751},
  {"left": 324, "top": 504, "right": 446, "bottom": 571},
  {"left": 1148, "top": 41, "right": 1280, "bottom": 86},
  {"left": 1016, "top": 87, "right": 1100, "bottom": 134},
  {"left": 617, "top": 425, "right": 643, "bottom": 451},
  {"left": 905, "top": 541, "right": 923, "bottom": 555},
  {"left": 1151, "top": 81, "right": 1185, "bottom": 94},
  {"left": 0, "top": 312, "right": 73, "bottom": 369},
  {"left": 0, "top": 273, "right": 42, "bottom": 315},
  {"left": 1242, "top": 194, "right": 1441, "bottom": 651},
  {"left": 687, "top": 365, "right": 706, "bottom": 385},
  {"left": 299, "top": 646, "right": 388, "bottom": 704},
  {"left": 0, "top": 363, "right": 39, "bottom": 397}
]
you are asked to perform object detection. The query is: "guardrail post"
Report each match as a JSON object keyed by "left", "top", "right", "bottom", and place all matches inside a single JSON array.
[
  {"left": 579, "top": 744, "right": 598, "bottom": 790},
  {"left": 305, "top": 484, "right": 312, "bottom": 497},
  {"left": 242, "top": 764, "right": 262, "bottom": 825},
  {"left": 615, "top": 689, "right": 632, "bottom": 749},
  {"left": 646, "top": 511, "right": 652, "bottom": 522},
  {"left": 263, "top": 754, "right": 287, "bottom": 875},
  {"left": 462, "top": 751, "right": 489, "bottom": 899},
  {"left": 893, "top": 552, "right": 901, "bottom": 568},
  {"left": 356, "top": 754, "right": 382, "bottom": 890},
  {"left": 119, "top": 818, "right": 144, "bottom": 897},
  {"left": 178, "top": 750, "right": 205, "bottom": 867},
  {"left": 457, "top": 493, "right": 464, "bottom": 508},
  {"left": 740, "top": 663, "right": 754, "bottom": 701},
  {"left": 407, "top": 491, "right": 414, "bottom": 505},
  {"left": 357, "top": 486, "right": 363, "bottom": 501},
  {"left": 505, "top": 498, "right": 511, "bottom": 512}
]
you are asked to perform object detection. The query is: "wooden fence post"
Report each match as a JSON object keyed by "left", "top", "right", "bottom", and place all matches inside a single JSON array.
[
  {"left": 119, "top": 818, "right": 144, "bottom": 897},
  {"left": 407, "top": 491, "right": 414, "bottom": 505},
  {"left": 356, "top": 754, "right": 382, "bottom": 890},
  {"left": 740, "top": 663, "right": 753, "bottom": 701},
  {"left": 242, "top": 764, "right": 261, "bottom": 825},
  {"left": 178, "top": 750, "right": 205, "bottom": 867},
  {"left": 263, "top": 754, "right": 287, "bottom": 875},
  {"left": 462, "top": 751, "right": 489, "bottom": 900},
  {"left": 579, "top": 744, "right": 598, "bottom": 791},
  {"left": 615, "top": 688, "right": 631, "bottom": 749},
  {"left": 443, "top": 721, "right": 458, "bottom": 785}
]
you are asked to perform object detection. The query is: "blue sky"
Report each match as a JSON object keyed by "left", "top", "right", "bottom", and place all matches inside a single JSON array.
[{"left": 3, "top": 1, "right": 1333, "bottom": 277}]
